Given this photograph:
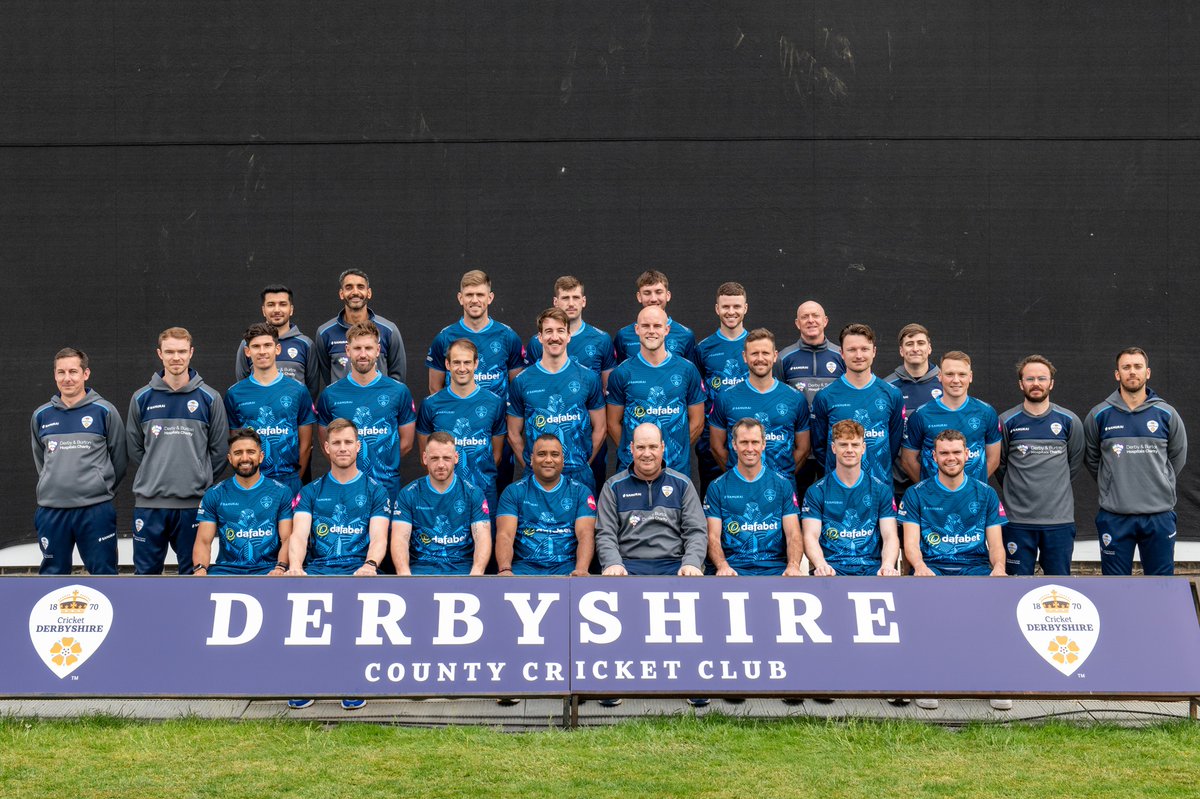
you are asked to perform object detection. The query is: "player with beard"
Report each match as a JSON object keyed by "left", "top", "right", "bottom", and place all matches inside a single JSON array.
[
  {"left": 695, "top": 282, "right": 751, "bottom": 497},
  {"left": 1084, "top": 347, "right": 1188, "bottom": 575},
  {"left": 997, "top": 355, "right": 1084, "bottom": 576},
  {"left": 234, "top": 284, "right": 320, "bottom": 400},
  {"left": 316, "top": 321, "right": 415, "bottom": 500},
  {"left": 192, "top": 428, "right": 294, "bottom": 576},
  {"left": 316, "top": 269, "right": 406, "bottom": 386}
]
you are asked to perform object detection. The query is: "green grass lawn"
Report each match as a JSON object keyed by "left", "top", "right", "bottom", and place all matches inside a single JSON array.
[{"left": 2, "top": 715, "right": 1198, "bottom": 798}]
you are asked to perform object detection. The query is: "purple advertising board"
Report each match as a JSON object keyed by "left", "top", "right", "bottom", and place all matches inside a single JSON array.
[{"left": 2, "top": 576, "right": 1198, "bottom": 698}]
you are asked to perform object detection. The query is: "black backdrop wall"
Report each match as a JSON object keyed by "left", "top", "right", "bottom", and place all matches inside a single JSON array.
[{"left": 3, "top": 2, "right": 1199, "bottom": 550}]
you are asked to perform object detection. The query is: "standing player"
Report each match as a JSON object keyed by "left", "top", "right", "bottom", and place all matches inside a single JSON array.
[
  {"left": 1084, "top": 347, "right": 1188, "bottom": 576},
  {"left": 234, "top": 284, "right": 320, "bottom": 400},
  {"left": 811, "top": 324, "right": 905, "bottom": 485},
  {"left": 32, "top": 348, "right": 127, "bottom": 575},
  {"left": 316, "top": 269, "right": 406, "bottom": 386},
  {"left": 900, "top": 428, "right": 1009, "bottom": 712},
  {"left": 416, "top": 339, "right": 507, "bottom": 514},
  {"left": 287, "top": 418, "right": 389, "bottom": 576},
  {"left": 390, "top": 432, "right": 491, "bottom": 575},
  {"left": 900, "top": 351, "right": 1001, "bottom": 485},
  {"left": 127, "top": 327, "right": 229, "bottom": 575},
  {"left": 704, "top": 418, "right": 804, "bottom": 576},
  {"left": 495, "top": 434, "right": 597, "bottom": 576},
  {"left": 316, "top": 321, "right": 416, "bottom": 501},
  {"left": 522, "top": 275, "right": 617, "bottom": 490},
  {"left": 695, "top": 282, "right": 750, "bottom": 496},
  {"left": 507, "top": 308, "right": 606, "bottom": 489},
  {"left": 709, "top": 329, "right": 810, "bottom": 478},
  {"left": 612, "top": 270, "right": 702, "bottom": 367},
  {"left": 192, "top": 428, "right": 294, "bottom": 576},
  {"left": 886, "top": 324, "right": 942, "bottom": 502},
  {"left": 997, "top": 355, "right": 1084, "bottom": 576},
  {"left": 605, "top": 306, "right": 705, "bottom": 475},
  {"left": 426, "top": 270, "right": 525, "bottom": 400},
  {"left": 776, "top": 300, "right": 845, "bottom": 494},
  {"left": 802, "top": 420, "right": 900, "bottom": 576},
  {"left": 224, "top": 322, "right": 316, "bottom": 498}
]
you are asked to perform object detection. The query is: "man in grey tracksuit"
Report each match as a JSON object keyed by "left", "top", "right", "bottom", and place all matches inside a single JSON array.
[
  {"left": 1083, "top": 347, "right": 1187, "bottom": 575},
  {"left": 31, "top": 347, "right": 127, "bottom": 575},
  {"left": 595, "top": 422, "right": 707, "bottom": 576},
  {"left": 127, "top": 327, "right": 229, "bottom": 575}
]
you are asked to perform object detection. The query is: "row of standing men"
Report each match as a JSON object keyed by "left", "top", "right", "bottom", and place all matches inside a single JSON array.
[{"left": 31, "top": 268, "right": 1186, "bottom": 578}]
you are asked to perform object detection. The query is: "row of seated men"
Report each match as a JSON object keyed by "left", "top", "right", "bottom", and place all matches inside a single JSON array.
[{"left": 31, "top": 269, "right": 1186, "bottom": 581}]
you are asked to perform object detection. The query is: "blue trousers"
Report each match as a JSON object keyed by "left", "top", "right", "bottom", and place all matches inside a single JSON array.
[
  {"left": 1003, "top": 522, "right": 1076, "bottom": 576},
  {"left": 624, "top": 557, "right": 683, "bottom": 575},
  {"left": 1096, "top": 509, "right": 1176, "bottom": 576},
  {"left": 133, "top": 507, "right": 200, "bottom": 575},
  {"left": 35, "top": 502, "right": 118, "bottom": 575}
]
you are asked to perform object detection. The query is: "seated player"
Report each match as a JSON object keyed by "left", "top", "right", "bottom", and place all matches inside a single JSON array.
[
  {"left": 390, "top": 432, "right": 491, "bottom": 575},
  {"left": 704, "top": 418, "right": 804, "bottom": 576},
  {"left": 802, "top": 419, "right": 900, "bottom": 576},
  {"left": 287, "top": 418, "right": 390, "bottom": 576},
  {"left": 495, "top": 433, "right": 597, "bottom": 576},
  {"left": 192, "top": 428, "right": 294, "bottom": 576}
]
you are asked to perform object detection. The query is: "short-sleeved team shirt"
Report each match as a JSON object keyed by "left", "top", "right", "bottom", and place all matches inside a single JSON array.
[
  {"left": 393, "top": 475, "right": 490, "bottom": 574},
  {"left": 294, "top": 471, "right": 390, "bottom": 574},
  {"left": 802, "top": 470, "right": 896, "bottom": 575},
  {"left": 199, "top": 475, "right": 295, "bottom": 575},
  {"left": 899, "top": 476, "right": 1006, "bottom": 573},
  {"left": 497, "top": 475, "right": 597, "bottom": 573},
  {"left": 703, "top": 466, "right": 800, "bottom": 575},
  {"left": 902, "top": 396, "right": 1002, "bottom": 483},
  {"left": 224, "top": 374, "right": 316, "bottom": 482},
  {"left": 316, "top": 373, "right": 416, "bottom": 497},
  {"left": 710, "top": 379, "right": 810, "bottom": 476},
  {"left": 507, "top": 359, "right": 605, "bottom": 472},
  {"left": 606, "top": 352, "right": 705, "bottom": 474}
]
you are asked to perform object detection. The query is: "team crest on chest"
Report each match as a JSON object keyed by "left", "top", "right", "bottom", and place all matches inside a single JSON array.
[
  {"left": 874, "top": 398, "right": 887, "bottom": 412},
  {"left": 671, "top": 374, "right": 683, "bottom": 387},
  {"left": 764, "top": 488, "right": 777, "bottom": 502},
  {"left": 825, "top": 362, "right": 837, "bottom": 374},
  {"left": 1147, "top": 420, "right": 1159, "bottom": 433},
  {"left": 969, "top": 501, "right": 981, "bottom": 515},
  {"left": 569, "top": 380, "right": 582, "bottom": 395},
  {"left": 967, "top": 415, "right": 981, "bottom": 430},
  {"left": 81, "top": 415, "right": 93, "bottom": 429},
  {"left": 1050, "top": 422, "right": 1063, "bottom": 436},
  {"left": 661, "top": 485, "right": 674, "bottom": 498},
  {"left": 187, "top": 400, "right": 199, "bottom": 414},
  {"left": 287, "top": 347, "right": 298, "bottom": 359}
]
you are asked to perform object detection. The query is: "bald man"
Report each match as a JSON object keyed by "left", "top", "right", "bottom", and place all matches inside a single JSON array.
[{"left": 605, "top": 306, "right": 705, "bottom": 476}]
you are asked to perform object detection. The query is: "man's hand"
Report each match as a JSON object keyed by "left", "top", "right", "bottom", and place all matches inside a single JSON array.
[
  {"left": 603, "top": 564, "right": 628, "bottom": 576},
  {"left": 715, "top": 564, "right": 738, "bottom": 577},
  {"left": 990, "top": 566, "right": 1008, "bottom": 577},
  {"left": 677, "top": 564, "right": 703, "bottom": 577},
  {"left": 353, "top": 563, "right": 378, "bottom": 577},
  {"left": 287, "top": 566, "right": 307, "bottom": 576},
  {"left": 877, "top": 565, "right": 900, "bottom": 576},
  {"left": 782, "top": 563, "right": 805, "bottom": 577},
  {"left": 913, "top": 564, "right": 935, "bottom": 577},
  {"left": 812, "top": 563, "right": 836, "bottom": 577}
]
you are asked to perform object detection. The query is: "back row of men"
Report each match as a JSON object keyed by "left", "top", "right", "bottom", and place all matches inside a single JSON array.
[{"left": 33, "top": 269, "right": 1186, "bottom": 579}]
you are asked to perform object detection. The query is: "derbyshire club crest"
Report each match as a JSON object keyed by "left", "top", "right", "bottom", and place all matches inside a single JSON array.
[
  {"left": 1016, "top": 585, "right": 1100, "bottom": 677},
  {"left": 29, "top": 585, "right": 114, "bottom": 679},
  {"left": 81, "top": 415, "right": 93, "bottom": 429},
  {"left": 1147, "top": 420, "right": 1160, "bottom": 433},
  {"left": 287, "top": 347, "right": 298, "bottom": 359},
  {"left": 187, "top": 400, "right": 199, "bottom": 414},
  {"left": 1050, "top": 422, "right": 1063, "bottom": 436}
]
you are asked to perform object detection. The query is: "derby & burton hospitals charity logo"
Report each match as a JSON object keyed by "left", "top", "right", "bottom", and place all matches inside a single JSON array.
[
  {"left": 29, "top": 585, "right": 114, "bottom": 679},
  {"left": 1015, "top": 585, "right": 1100, "bottom": 677}
]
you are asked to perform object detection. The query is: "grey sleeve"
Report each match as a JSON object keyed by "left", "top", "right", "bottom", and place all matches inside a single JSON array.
[
  {"left": 1083, "top": 411, "right": 1099, "bottom": 480},
  {"left": 679, "top": 483, "right": 708, "bottom": 570},
  {"left": 1169, "top": 408, "right": 1188, "bottom": 476},
  {"left": 126, "top": 394, "right": 145, "bottom": 469},
  {"left": 208, "top": 390, "right": 230, "bottom": 479},
  {"left": 1066, "top": 411, "right": 1086, "bottom": 480},
  {"left": 233, "top": 339, "right": 250, "bottom": 383},
  {"left": 594, "top": 481, "right": 622, "bottom": 569},
  {"left": 106, "top": 403, "right": 128, "bottom": 488},
  {"left": 386, "top": 325, "right": 407, "bottom": 384},
  {"left": 31, "top": 412, "right": 44, "bottom": 474}
]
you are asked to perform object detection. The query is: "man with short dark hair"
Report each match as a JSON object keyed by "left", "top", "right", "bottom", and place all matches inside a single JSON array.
[
  {"left": 997, "top": 355, "right": 1084, "bottom": 576},
  {"left": 704, "top": 418, "right": 804, "bottom": 577},
  {"left": 507, "top": 308, "right": 606, "bottom": 490},
  {"left": 225, "top": 322, "right": 316, "bottom": 498},
  {"left": 1084, "top": 347, "right": 1187, "bottom": 576},
  {"left": 32, "top": 348, "right": 127, "bottom": 575},
  {"left": 128, "top": 327, "right": 229, "bottom": 575},
  {"left": 612, "top": 270, "right": 701, "bottom": 368},
  {"left": 316, "top": 269, "right": 406, "bottom": 386},
  {"left": 316, "top": 321, "right": 416, "bottom": 500},
  {"left": 234, "top": 284, "right": 319, "bottom": 400},
  {"left": 696, "top": 282, "right": 750, "bottom": 496},
  {"left": 390, "top": 431, "right": 492, "bottom": 575},
  {"left": 886, "top": 323, "right": 942, "bottom": 502},
  {"left": 192, "top": 428, "right": 294, "bottom": 576},
  {"left": 495, "top": 433, "right": 596, "bottom": 576}
]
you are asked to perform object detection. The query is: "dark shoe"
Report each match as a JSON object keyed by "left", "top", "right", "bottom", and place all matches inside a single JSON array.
[
  {"left": 496, "top": 698, "right": 521, "bottom": 707},
  {"left": 597, "top": 697, "right": 622, "bottom": 708},
  {"left": 687, "top": 698, "right": 710, "bottom": 708},
  {"left": 782, "top": 698, "right": 804, "bottom": 706}
]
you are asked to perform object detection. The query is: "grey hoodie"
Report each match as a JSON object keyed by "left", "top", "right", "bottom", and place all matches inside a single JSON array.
[
  {"left": 32, "top": 389, "right": 127, "bottom": 507},
  {"left": 1084, "top": 389, "right": 1187, "bottom": 515},
  {"left": 127, "top": 370, "right": 229, "bottom": 508}
]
